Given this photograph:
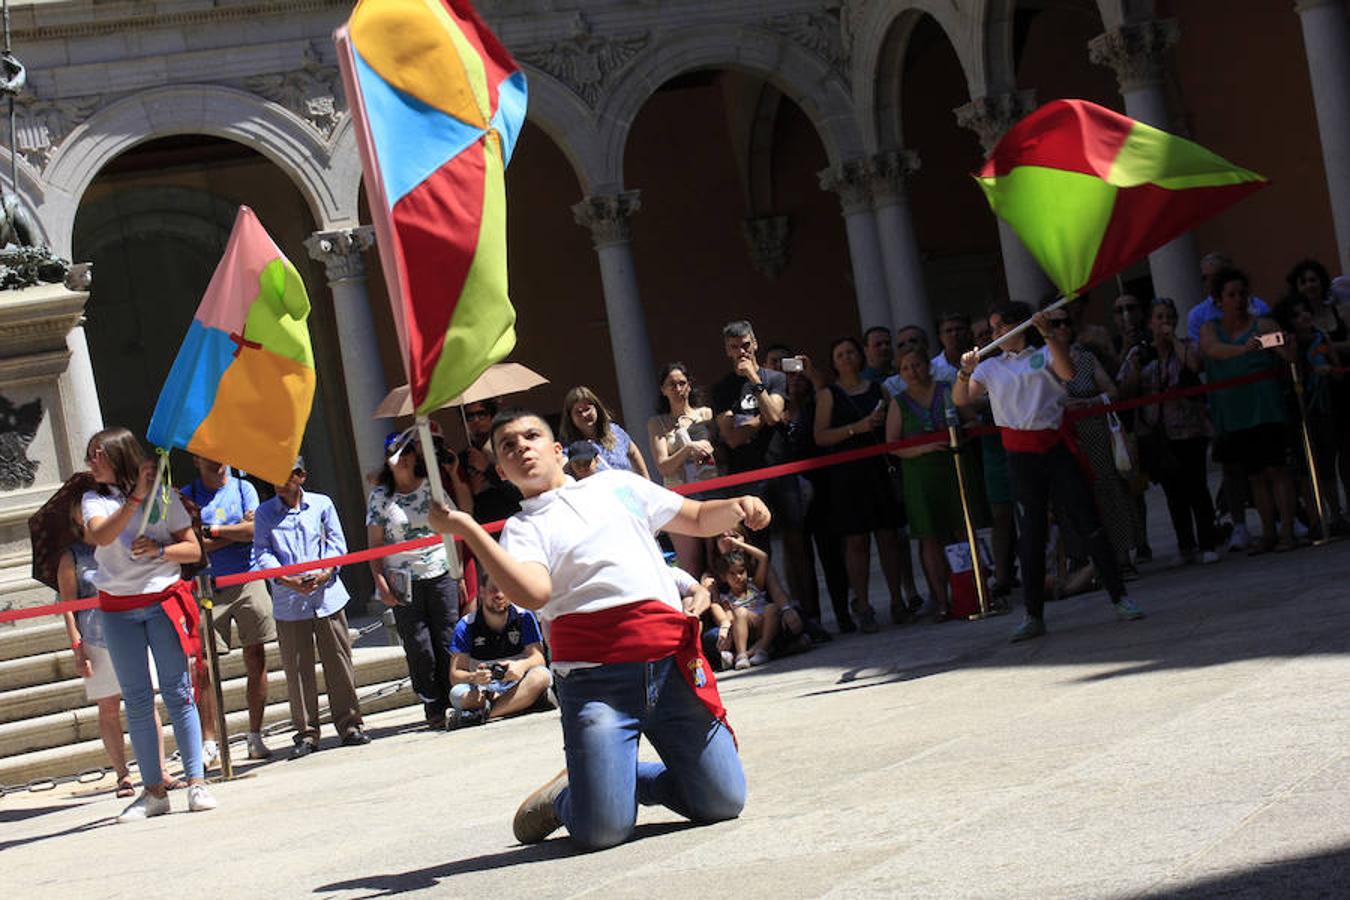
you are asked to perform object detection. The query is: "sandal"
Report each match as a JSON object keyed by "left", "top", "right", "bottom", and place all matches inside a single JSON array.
[
  {"left": 162, "top": 776, "right": 187, "bottom": 791},
  {"left": 1247, "top": 537, "right": 1277, "bottom": 557},
  {"left": 115, "top": 776, "right": 135, "bottom": 798}
]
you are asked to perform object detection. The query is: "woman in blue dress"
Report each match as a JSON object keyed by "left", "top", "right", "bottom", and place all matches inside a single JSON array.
[{"left": 560, "top": 385, "right": 651, "bottom": 479}]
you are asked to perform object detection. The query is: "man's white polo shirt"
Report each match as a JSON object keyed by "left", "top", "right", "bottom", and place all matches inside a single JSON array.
[
  {"left": 970, "top": 345, "right": 1067, "bottom": 431},
  {"left": 499, "top": 470, "right": 685, "bottom": 634}
]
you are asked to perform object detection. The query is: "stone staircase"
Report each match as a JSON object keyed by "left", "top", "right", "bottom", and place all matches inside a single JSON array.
[{"left": 0, "top": 616, "right": 418, "bottom": 790}]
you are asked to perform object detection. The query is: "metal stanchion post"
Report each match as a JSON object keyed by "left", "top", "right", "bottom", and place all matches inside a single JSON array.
[
  {"left": 945, "top": 401, "right": 997, "bottom": 620},
  {"left": 1288, "top": 360, "right": 1332, "bottom": 544},
  {"left": 195, "top": 572, "right": 233, "bottom": 781}
]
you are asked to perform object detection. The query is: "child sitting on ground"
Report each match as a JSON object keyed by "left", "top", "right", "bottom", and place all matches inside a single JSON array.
[{"left": 708, "top": 530, "right": 810, "bottom": 669}]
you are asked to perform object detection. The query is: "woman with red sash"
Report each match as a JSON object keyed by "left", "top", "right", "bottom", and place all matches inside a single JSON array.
[
  {"left": 429, "top": 409, "right": 769, "bottom": 851},
  {"left": 952, "top": 303, "right": 1145, "bottom": 643},
  {"left": 80, "top": 427, "right": 216, "bottom": 822}
]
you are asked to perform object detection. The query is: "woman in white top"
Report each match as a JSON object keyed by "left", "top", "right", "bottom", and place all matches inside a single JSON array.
[
  {"left": 647, "top": 362, "right": 719, "bottom": 574},
  {"left": 80, "top": 426, "right": 214, "bottom": 821},
  {"left": 367, "top": 431, "right": 469, "bottom": 728}
]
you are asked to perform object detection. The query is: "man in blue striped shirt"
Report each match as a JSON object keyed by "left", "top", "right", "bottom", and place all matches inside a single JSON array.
[{"left": 253, "top": 457, "right": 370, "bottom": 757}]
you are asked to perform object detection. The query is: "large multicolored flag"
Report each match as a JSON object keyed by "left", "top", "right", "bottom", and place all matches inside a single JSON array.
[
  {"left": 975, "top": 99, "right": 1267, "bottom": 297},
  {"left": 335, "top": 0, "right": 526, "bottom": 417},
  {"left": 147, "top": 206, "right": 315, "bottom": 485}
]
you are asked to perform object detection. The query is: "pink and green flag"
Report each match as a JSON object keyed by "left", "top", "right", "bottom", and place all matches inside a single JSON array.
[
  {"left": 146, "top": 206, "right": 315, "bottom": 485},
  {"left": 976, "top": 99, "right": 1267, "bottom": 297}
]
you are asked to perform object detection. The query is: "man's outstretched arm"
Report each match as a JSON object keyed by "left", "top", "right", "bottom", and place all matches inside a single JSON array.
[
  {"left": 665, "top": 495, "right": 771, "bottom": 538},
  {"left": 428, "top": 506, "right": 552, "bottom": 611}
]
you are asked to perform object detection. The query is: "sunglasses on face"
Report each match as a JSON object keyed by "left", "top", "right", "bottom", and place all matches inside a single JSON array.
[{"left": 1047, "top": 317, "right": 1072, "bottom": 328}]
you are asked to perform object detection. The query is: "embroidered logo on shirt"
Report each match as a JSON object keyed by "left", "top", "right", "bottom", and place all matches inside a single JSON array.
[
  {"left": 1029, "top": 351, "right": 1046, "bottom": 371},
  {"left": 614, "top": 486, "right": 645, "bottom": 519}
]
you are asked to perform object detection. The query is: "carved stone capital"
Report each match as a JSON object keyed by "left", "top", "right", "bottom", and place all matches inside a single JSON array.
[
  {"left": 1088, "top": 20, "right": 1180, "bottom": 93},
  {"left": 572, "top": 191, "right": 642, "bottom": 247},
  {"left": 869, "top": 149, "right": 921, "bottom": 204},
  {"left": 742, "top": 216, "right": 792, "bottom": 280},
  {"left": 818, "top": 160, "right": 876, "bottom": 215},
  {"left": 246, "top": 41, "right": 347, "bottom": 139},
  {"left": 954, "top": 90, "right": 1038, "bottom": 155},
  {"left": 305, "top": 226, "right": 375, "bottom": 284}
]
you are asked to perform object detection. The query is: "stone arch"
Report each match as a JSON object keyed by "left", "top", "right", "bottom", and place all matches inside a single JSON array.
[
  {"left": 867, "top": 6, "right": 979, "bottom": 151},
  {"left": 594, "top": 24, "right": 864, "bottom": 190},
  {"left": 40, "top": 85, "right": 343, "bottom": 256},
  {"left": 979, "top": 0, "right": 1135, "bottom": 96}
]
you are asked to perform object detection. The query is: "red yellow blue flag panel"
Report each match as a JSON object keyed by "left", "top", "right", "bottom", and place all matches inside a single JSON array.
[
  {"left": 975, "top": 99, "right": 1267, "bottom": 297},
  {"left": 147, "top": 206, "right": 315, "bottom": 485},
  {"left": 335, "top": 0, "right": 526, "bottom": 416}
]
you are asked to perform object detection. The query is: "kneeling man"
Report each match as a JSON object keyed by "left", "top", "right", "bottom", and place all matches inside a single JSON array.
[
  {"left": 429, "top": 409, "right": 769, "bottom": 850},
  {"left": 446, "top": 574, "right": 552, "bottom": 728}
]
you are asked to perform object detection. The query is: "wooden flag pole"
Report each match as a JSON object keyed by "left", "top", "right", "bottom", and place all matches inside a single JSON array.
[
  {"left": 415, "top": 416, "right": 458, "bottom": 561},
  {"left": 135, "top": 451, "right": 170, "bottom": 537}
]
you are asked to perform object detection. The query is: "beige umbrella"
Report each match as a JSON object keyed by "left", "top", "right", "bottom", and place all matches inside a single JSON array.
[{"left": 373, "top": 362, "right": 549, "bottom": 418}]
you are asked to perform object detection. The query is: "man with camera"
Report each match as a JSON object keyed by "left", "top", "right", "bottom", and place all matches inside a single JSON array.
[
  {"left": 446, "top": 573, "right": 551, "bottom": 728},
  {"left": 253, "top": 457, "right": 369, "bottom": 757}
]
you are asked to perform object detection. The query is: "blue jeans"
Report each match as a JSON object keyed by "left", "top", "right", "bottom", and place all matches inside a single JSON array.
[
  {"left": 553, "top": 656, "right": 745, "bottom": 850},
  {"left": 102, "top": 603, "right": 203, "bottom": 785}
]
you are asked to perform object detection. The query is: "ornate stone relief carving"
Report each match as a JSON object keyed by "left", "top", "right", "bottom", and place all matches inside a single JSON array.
[
  {"left": 818, "top": 160, "right": 876, "bottom": 215},
  {"left": 766, "top": 11, "right": 849, "bottom": 82},
  {"left": 839, "top": 0, "right": 869, "bottom": 57},
  {"left": 518, "top": 32, "right": 650, "bottom": 108},
  {"left": 0, "top": 396, "right": 43, "bottom": 490},
  {"left": 1088, "top": 20, "right": 1180, "bottom": 92},
  {"left": 742, "top": 216, "right": 791, "bottom": 280},
  {"left": 572, "top": 191, "right": 641, "bottom": 247},
  {"left": 5, "top": 94, "right": 101, "bottom": 170},
  {"left": 246, "top": 42, "right": 346, "bottom": 139},
  {"left": 869, "top": 149, "right": 921, "bottom": 203}
]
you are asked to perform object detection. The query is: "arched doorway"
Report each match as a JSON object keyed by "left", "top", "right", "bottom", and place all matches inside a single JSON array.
[{"left": 72, "top": 135, "right": 364, "bottom": 566}]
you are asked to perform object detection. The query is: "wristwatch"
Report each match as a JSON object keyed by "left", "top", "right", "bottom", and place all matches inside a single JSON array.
[{"left": 749, "top": 382, "right": 766, "bottom": 395}]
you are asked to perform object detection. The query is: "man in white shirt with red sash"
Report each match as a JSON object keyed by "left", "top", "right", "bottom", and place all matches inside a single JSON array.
[{"left": 429, "top": 409, "right": 769, "bottom": 850}]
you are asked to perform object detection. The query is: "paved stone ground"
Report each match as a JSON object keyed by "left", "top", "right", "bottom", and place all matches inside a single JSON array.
[{"left": 4, "top": 535, "right": 1349, "bottom": 899}]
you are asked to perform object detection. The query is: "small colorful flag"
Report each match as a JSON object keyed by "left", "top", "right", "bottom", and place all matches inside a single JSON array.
[
  {"left": 975, "top": 99, "right": 1267, "bottom": 297},
  {"left": 335, "top": 0, "right": 526, "bottom": 416},
  {"left": 147, "top": 206, "right": 315, "bottom": 485}
]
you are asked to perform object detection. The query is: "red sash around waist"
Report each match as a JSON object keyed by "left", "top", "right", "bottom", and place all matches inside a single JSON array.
[
  {"left": 99, "top": 580, "right": 204, "bottom": 695},
  {"left": 1000, "top": 427, "right": 1063, "bottom": 454},
  {"left": 550, "top": 600, "right": 733, "bottom": 742}
]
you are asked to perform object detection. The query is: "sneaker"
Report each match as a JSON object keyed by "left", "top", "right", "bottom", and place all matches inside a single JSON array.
[
  {"left": 187, "top": 783, "right": 217, "bottom": 812},
  {"left": 201, "top": 740, "right": 219, "bottom": 769},
  {"left": 513, "top": 769, "right": 568, "bottom": 844},
  {"left": 1113, "top": 596, "right": 1146, "bottom": 621},
  {"left": 340, "top": 727, "right": 372, "bottom": 747},
  {"left": 1228, "top": 524, "right": 1250, "bottom": 553},
  {"left": 1200, "top": 550, "right": 1221, "bottom": 565},
  {"left": 748, "top": 650, "right": 770, "bottom": 666},
  {"left": 719, "top": 650, "right": 734, "bottom": 669},
  {"left": 117, "top": 790, "right": 170, "bottom": 823},
  {"left": 1293, "top": 519, "right": 1309, "bottom": 540},
  {"left": 447, "top": 706, "right": 490, "bottom": 730},
  {"left": 1010, "top": 614, "right": 1047, "bottom": 643},
  {"left": 246, "top": 732, "right": 272, "bottom": 761},
  {"left": 733, "top": 654, "right": 751, "bottom": 671},
  {"left": 289, "top": 738, "right": 318, "bottom": 760}
]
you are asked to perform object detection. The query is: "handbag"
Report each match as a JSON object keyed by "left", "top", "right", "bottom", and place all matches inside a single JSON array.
[
  {"left": 1106, "top": 411, "right": 1135, "bottom": 476},
  {"left": 384, "top": 567, "right": 414, "bottom": 606}
]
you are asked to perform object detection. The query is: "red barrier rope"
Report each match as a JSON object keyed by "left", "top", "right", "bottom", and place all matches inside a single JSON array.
[{"left": 0, "top": 363, "right": 1292, "bottom": 627}]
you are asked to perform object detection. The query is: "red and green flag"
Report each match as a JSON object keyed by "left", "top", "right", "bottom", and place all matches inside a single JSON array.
[{"left": 975, "top": 99, "right": 1267, "bottom": 297}]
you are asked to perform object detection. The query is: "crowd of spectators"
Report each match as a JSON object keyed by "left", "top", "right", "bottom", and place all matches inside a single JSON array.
[{"left": 44, "top": 249, "right": 1350, "bottom": 820}]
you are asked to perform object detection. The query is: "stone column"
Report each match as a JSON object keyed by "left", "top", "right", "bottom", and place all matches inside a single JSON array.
[
  {"left": 304, "top": 226, "right": 389, "bottom": 479},
  {"left": 571, "top": 191, "right": 658, "bottom": 443},
  {"left": 1090, "top": 19, "right": 1202, "bottom": 317},
  {"left": 955, "top": 91, "right": 1055, "bottom": 306},
  {"left": 819, "top": 160, "right": 892, "bottom": 333},
  {"left": 1295, "top": 0, "right": 1350, "bottom": 273},
  {"left": 870, "top": 148, "right": 932, "bottom": 331}
]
